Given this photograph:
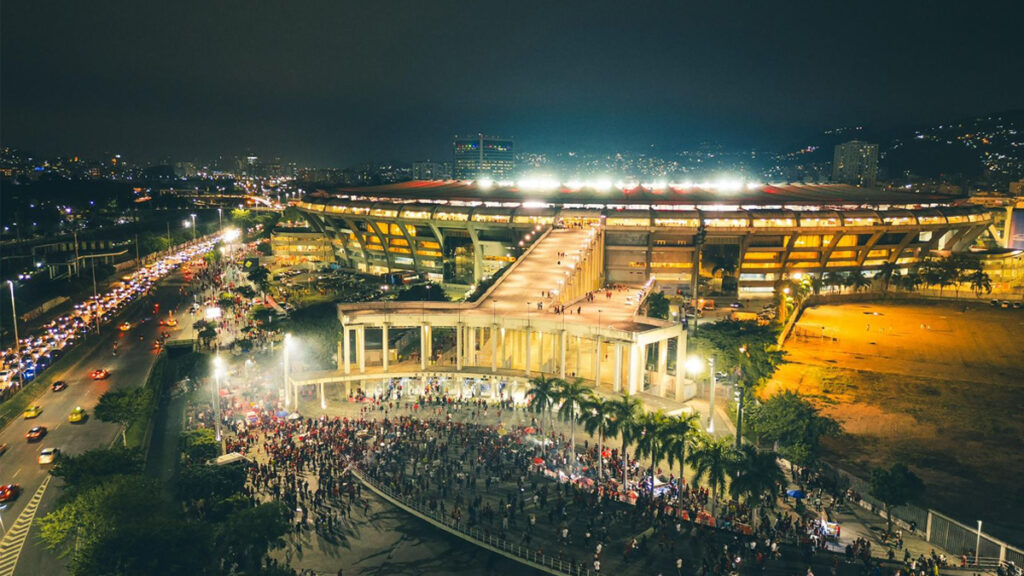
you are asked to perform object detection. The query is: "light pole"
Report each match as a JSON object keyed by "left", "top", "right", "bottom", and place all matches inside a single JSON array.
[
  {"left": 734, "top": 345, "right": 749, "bottom": 448},
  {"left": 90, "top": 259, "right": 100, "bottom": 334},
  {"left": 190, "top": 213, "right": 197, "bottom": 240},
  {"left": 283, "top": 333, "right": 292, "bottom": 409},
  {"left": 217, "top": 208, "right": 223, "bottom": 231},
  {"left": 6, "top": 281, "right": 21, "bottom": 390},
  {"left": 213, "top": 355, "right": 224, "bottom": 444},
  {"left": 707, "top": 357, "right": 716, "bottom": 434}
]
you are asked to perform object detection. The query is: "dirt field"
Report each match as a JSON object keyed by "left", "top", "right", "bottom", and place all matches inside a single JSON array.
[{"left": 763, "top": 301, "right": 1024, "bottom": 543}]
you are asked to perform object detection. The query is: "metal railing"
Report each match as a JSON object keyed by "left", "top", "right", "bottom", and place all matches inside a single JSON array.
[{"left": 355, "top": 469, "right": 592, "bottom": 576}]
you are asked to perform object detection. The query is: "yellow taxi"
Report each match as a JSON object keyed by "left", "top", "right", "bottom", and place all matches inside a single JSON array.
[
  {"left": 23, "top": 405, "right": 42, "bottom": 419},
  {"left": 68, "top": 406, "right": 86, "bottom": 423},
  {"left": 119, "top": 321, "right": 133, "bottom": 331}
]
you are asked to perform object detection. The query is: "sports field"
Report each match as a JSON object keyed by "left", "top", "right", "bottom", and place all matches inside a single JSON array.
[{"left": 764, "top": 301, "right": 1024, "bottom": 543}]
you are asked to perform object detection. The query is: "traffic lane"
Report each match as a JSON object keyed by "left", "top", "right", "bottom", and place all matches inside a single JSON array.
[
  {"left": 4, "top": 277, "right": 191, "bottom": 576},
  {"left": 0, "top": 276, "right": 189, "bottom": 531}
]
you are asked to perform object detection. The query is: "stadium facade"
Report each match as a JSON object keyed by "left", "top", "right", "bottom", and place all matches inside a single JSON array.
[{"left": 294, "top": 181, "right": 993, "bottom": 295}]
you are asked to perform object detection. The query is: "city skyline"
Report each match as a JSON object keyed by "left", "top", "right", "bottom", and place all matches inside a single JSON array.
[{"left": 3, "top": 1, "right": 1023, "bottom": 166}]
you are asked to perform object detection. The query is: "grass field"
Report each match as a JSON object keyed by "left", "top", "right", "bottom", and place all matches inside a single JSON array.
[{"left": 764, "top": 301, "right": 1024, "bottom": 544}]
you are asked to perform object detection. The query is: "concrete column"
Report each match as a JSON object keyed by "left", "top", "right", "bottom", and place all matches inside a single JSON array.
[
  {"left": 549, "top": 331, "right": 557, "bottom": 373},
  {"left": 560, "top": 330, "right": 567, "bottom": 379},
  {"left": 357, "top": 326, "right": 366, "bottom": 373},
  {"left": 674, "top": 333, "right": 686, "bottom": 401},
  {"left": 575, "top": 335, "right": 583, "bottom": 378},
  {"left": 337, "top": 340, "right": 343, "bottom": 371},
  {"left": 456, "top": 323, "right": 464, "bottom": 370},
  {"left": 491, "top": 325, "right": 499, "bottom": 372},
  {"left": 627, "top": 342, "right": 642, "bottom": 394},
  {"left": 425, "top": 325, "right": 432, "bottom": 365},
  {"left": 613, "top": 343, "right": 623, "bottom": 393},
  {"left": 420, "top": 324, "right": 428, "bottom": 370},
  {"left": 657, "top": 339, "right": 669, "bottom": 397},
  {"left": 319, "top": 382, "right": 325, "bottom": 410},
  {"left": 524, "top": 329, "right": 532, "bottom": 376},
  {"left": 468, "top": 326, "right": 476, "bottom": 366},
  {"left": 500, "top": 327, "right": 507, "bottom": 369},
  {"left": 381, "top": 323, "right": 390, "bottom": 371},
  {"left": 343, "top": 326, "right": 351, "bottom": 374},
  {"left": 593, "top": 337, "right": 602, "bottom": 388}
]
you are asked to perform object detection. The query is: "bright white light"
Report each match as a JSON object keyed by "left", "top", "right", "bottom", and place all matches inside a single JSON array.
[
  {"left": 205, "top": 306, "right": 222, "bottom": 320},
  {"left": 653, "top": 181, "right": 668, "bottom": 190},
  {"left": 517, "top": 176, "right": 560, "bottom": 191},
  {"left": 565, "top": 179, "right": 584, "bottom": 191},
  {"left": 745, "top": 182, "right": 764, "bottom": 191},
  {"left": 592, "top": 179, "right": 613, "bottom": 191},
  {"left": 221, "top": 228, "right": 241, "bottom": 242},
  {"left": 685, "top": 356, "right": 704, "bottom": 375},
  {"left": 521, "top": 201, "right": 549, "bottom": 209},
  {"left": 713, "top": 178, "right": 745, "bottom": 193},
  {"left": 477, "top": 178, "right": 494, "bottom": 190}
]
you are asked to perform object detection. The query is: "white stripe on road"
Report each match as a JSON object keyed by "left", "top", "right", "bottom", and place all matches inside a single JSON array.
[{"left": 0, "top": 475, "right": 51, "bottom": 576}]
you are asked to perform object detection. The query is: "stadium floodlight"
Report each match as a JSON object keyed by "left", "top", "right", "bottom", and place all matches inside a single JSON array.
[{"left": 477, "top": 178, "right": 494, "bottom": 190}]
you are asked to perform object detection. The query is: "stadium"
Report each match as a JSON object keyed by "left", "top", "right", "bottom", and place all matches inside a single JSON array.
[{"left": 293, "top": 180, "right": 993, "bottom": 295}]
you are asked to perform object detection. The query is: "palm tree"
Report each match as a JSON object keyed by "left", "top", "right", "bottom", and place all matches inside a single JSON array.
[
  {"left": 607, "top": 393, "right": 643, "bottom": 489},
  {"left": 876, "top": 261, "right": 898, "bottom": 293},
  {"left": 661, "top": 412, "right": 701, "bottom": 497},
  {"left": 900, "top": 268, "right": 923, "bottom": 292},
  {"left": 526, "top": 375, "right": 560, "bottom": 433},
  {"left": 634, "top": 410, "right": 670, "bottom": 490},
  {"left": 686, "top": 432, "right": 737, "bottom": 516},
  {"left": 823, "top": 271, "right": 844, "bottom": 294},
  {"left": 848, "top": 270, "right": 872, "bottom": 293},
  {"left": 555, "top": 377, "right": 593, "bottom": 466},
  {"left": 729, "top": 444, "right": 784, "bottom": 528},
  {"left": 967, "top": 269, "right": 992, "bottom": 298},
  {"left": 580, "top": 396, "right": 616, "bottom": 480}
]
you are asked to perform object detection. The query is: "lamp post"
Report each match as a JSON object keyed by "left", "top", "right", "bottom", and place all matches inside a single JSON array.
[
  {"left": 283, "top": 333, "right": 292, "bottom": 409},
  {"left": 734, "top": 345, "right": 749, "bottom": 448},
  {"left": 707, "top": 357, "right": 716, "bottom": 434},
  {"left": 213, "top": 355, "right": 224, "bottom": 444},
  {"left": 217, "top": 208, "right": 223, "bottom": 231},
  {"left": 6, "top": 281, "right": 21, "bottom": 390},
  {"left": 190, "top": 213, "right": 197, "bottom": 240}
]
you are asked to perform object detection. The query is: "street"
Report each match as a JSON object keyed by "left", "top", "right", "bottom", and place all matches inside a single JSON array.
[{"left": 0, "top": 274, "right": 191, "bottom": 576}]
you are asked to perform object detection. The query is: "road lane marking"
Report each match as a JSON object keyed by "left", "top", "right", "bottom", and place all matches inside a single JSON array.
[
  {"left": 0, "top": 475, "right": 50, "bottom": 576},
  {"left": 9, "top": 470, "right": 19, "bottom": 479}
]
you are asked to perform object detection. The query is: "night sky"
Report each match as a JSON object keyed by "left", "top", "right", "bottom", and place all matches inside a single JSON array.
[{"left": 2, "top": 1, "right": 1022, "bottom": 166}]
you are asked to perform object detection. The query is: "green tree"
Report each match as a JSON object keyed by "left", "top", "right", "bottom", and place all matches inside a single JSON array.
[
  {"left": 555, "top": 377, "right": 592, "bottom": 466},
  {"left": 256, "top": 240, "right": 273, "bottom": 256},
  {"left": 745, "top": 391, "right": 841, "bottom": 465},
  {"left": 608, "top": 393, "right": 644, "bottom": 488},
  {"left": 869, "top": 463, "right": 925, "bottom": 536},
  {"left": 247, "top": 264, "right": 271, "bottom": 293},
  {"left": 646, "top": 291, "right": 670, "bottom": 319},
  {"left": 729, "top": 444, "right": 784, "bottom": 528},
  {"left": 94, "top": 388, "right": 154, "bottom": 447},
  {"left": 395, "top": 283, "right": 449, "bottom": 301},
  {"left": 876, "top": 261, "right": 899, "bottom": 293},
  {"left": 180, "top": 428, "right": 220, "bottom": 463},
  {"left": 686, "top": 432, "right": 737, "bottom": 516},
  {"left": 848, "top": 270, "right": 872, "bottom": 293},
  {"left": 217, "top": 502, "right": 292, "bottom": 573},
  {"left": 50, "top": 447, "right": 144, "bottom": 494},
  {"left": 661, "top": 412, "right": 701, "bottom": 495},
  {"left": 193, "top": 319, "right": 218, "bottom": 348},
  {"left": 525, "top": 375, "right": 560, "bottom": 432},
  {"left": 580, "top": 396, "right": 616, "bottom": 480},
  {"left": 690, "top": 321, "right": 784, "bottom": 387},
  {"left": 177, "top": 462, "right": 246, "bottom": 502}
]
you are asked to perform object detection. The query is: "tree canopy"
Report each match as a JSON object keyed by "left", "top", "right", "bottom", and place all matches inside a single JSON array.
[
  {"left": 744, "top": 390, "right": 841, "bottom": 465},
  {"left": 869, "top": 463, "right": 925, "bottom": 535},
  {"left": 95, "top": 388, "right": 154, "bottom": 447}
]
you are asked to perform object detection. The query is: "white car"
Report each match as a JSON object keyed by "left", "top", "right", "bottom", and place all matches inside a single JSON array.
[{"left": 38, "top": 447, "right": 60, "bottom": 465}]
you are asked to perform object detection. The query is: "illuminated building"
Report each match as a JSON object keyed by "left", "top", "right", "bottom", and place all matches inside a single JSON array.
[
  {"left": 832, "top": 140, "right": 878, "bottom": 187},
  {"left": 453, "top": 134, "right": 514, "bottom": 180}
]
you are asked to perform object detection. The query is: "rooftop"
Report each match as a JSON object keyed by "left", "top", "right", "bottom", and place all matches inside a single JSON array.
[{"left": 303, "top": 180, "right": 966, "bottom": 209}]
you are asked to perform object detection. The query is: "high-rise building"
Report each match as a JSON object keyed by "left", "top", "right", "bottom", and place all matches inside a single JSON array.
[
  {"left": 453, "top": 134, "right": 514, "bottom": 180},
  {"left": 412, "top": 160, "right": 451, "bottom": 180},
  {"left": 832, "top": 140, "right": 878, "bottom": 187}
]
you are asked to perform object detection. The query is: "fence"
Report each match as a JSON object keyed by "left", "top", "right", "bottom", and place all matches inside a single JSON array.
[
  {"left": 825, "top": 463, "right": 1022, "bottom": 569},
  {"left": 354, "top": 469, "right": 593, "bottom": 576}
]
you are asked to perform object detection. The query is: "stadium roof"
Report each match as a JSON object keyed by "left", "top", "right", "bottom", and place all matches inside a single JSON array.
[{"left": 306, "top": 180, "right": 965, "bottom": 208}]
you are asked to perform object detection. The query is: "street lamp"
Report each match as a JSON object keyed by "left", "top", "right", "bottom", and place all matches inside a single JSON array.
[
  {"left": 6, "top": 281, "right": 21, "bottom": 390},
  {"left": 735, "top": 345, "right": 749, "bottom": 448},
  {"left": 217, "top": 208, "right": 223, "bottom": 231},
  {"left": 190, "top": 213, "right": 197, "bottom": 240},
  {"left": 686, "top": 355, "right": 716, "bottom": 433},
  {"left": 283, "top": 333, "right": 292, "bottom": 409},
  {"left": 213, "top": 355, "right": 224, "bottom": 443}
]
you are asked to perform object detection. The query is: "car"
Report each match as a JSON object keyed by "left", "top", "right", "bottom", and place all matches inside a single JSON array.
[
  {"left": 163, "top": 318, "right": 177, "bottom": 327},
  {"left": 0, "top": 443, "right": 8, "bottom": 457},
  {"left": 119, "top": 321, "right": 133, "bottom": 331},
  {"left": 0, "top": 484, "right": 20, "bottom": 503},
  {"left": 51, "top": 380, "right": 68, "bottom": 392},
  {"left": 729, "top": 301, "right": 744, "bottom": 309},
  {"left": 68, "top": 407, "right": 86, "bottom": 423},
  {"left": 23, "top": 405, "right": 42, "bottom": 419},
  {"left": 90, "top": 369, "right": 110, "bottom": 380},
  {"left": 38, "top": 447, "right": 61, "bottom": 465},
  {"left": 26, "top": 426, "right": 47, "bottom": 442}
]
